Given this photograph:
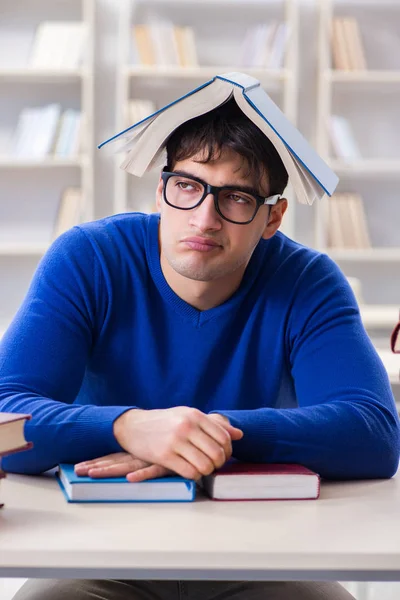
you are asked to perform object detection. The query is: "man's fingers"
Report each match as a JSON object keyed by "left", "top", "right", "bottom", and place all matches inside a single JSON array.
[
  {"left": 126, "top": 464, "right": 171, "bottom": 483},
  {"left": 75, "top": 453, "right": 130, "bottom": 476},
  {"left": 86, "top": 459, "right": 147, "bottom": 479},
  {"left": 188, "top": 428, "right": 228, "bottom": 469}
]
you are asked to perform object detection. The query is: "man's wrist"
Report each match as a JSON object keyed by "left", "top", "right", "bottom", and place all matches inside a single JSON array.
[{"left": 113, "top": 408, "right": 144, "bottom": 445}]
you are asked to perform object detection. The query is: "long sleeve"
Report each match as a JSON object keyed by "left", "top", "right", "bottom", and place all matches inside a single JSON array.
[
  {"left": 216, "top": 254, "right": 400, "bottom": 480},
  {"left": 0, "top": 228, "right": 129, "bottom": 474}
]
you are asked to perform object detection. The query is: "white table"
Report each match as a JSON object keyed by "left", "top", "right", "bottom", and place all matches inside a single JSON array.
[{"left": 1, "top": 472, "right": 400, "bottom": 582}]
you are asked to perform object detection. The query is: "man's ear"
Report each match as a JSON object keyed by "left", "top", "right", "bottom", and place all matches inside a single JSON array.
[
  {"left": 261, "top": 198, "right": 288, "bottom": 240},
  {"left": 155, "top": 175, "right": 163, "bottom": 212}
]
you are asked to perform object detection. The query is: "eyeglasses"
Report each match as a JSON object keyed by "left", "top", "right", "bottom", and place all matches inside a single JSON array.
[{"left": 161, "top": 169, "right": 281, "bottom": 225}]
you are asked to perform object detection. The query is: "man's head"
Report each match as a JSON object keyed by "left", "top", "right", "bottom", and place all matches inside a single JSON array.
[{"left": 155, "top": 98, "right": 288, "bottom": 297}]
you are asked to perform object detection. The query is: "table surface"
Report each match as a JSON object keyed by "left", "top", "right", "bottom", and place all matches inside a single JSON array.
[{"left": 1, "top": 472, "right": 400, "bottom": 581}]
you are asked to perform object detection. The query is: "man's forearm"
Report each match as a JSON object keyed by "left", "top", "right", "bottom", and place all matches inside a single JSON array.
[
  {"left": 212, "top": 402, "right": 400, "bottom": 479},
  {"left": 1, "top": 395, "right": 131, "bottom": 474}
]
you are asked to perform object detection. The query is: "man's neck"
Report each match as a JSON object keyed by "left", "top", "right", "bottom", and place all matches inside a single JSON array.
[{"left": 160, "top": 254, "right": 245, "bottom": 311}]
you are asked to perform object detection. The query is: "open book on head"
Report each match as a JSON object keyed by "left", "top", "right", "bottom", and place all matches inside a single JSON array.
[{"left": 99, "top": 72, "right": 339, "bottom": 206}]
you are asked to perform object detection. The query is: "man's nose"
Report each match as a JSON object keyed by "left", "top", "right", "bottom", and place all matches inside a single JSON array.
[{"left": 188, "top": 192, "right": 222, "bottom": 231}]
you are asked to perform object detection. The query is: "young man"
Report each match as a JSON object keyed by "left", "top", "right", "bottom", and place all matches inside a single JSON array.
[{"left": 1, "top": 99, "right": 399, "bottom": 600}]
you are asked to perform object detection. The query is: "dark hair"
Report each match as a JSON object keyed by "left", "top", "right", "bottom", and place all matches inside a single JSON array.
[{"left": 165, "top": 98, "right": 288, "bottom": 196}]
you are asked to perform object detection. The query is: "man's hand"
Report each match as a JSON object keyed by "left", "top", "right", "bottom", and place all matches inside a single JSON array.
[
  {"left": 74, "top": 452, "right": 172, "bottom": 482},
  {"left": 113, "top": 407, "right": 243, "bottom": 481}
]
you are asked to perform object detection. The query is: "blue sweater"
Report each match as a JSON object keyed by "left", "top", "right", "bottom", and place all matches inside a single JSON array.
[{"left": 0, "top": 213, "right": 399, "bottom": 478}]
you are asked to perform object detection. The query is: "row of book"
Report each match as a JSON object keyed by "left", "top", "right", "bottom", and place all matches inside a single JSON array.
[
  {"left": 327, "top": 192, "right": 371, "bottom": 249},
  {"left": 329, "top": 115, "right": 360, "bottom": 161},
  {"left": 10, "top": 105, "right": 83, "bottom": 160},
  {"left": 29, "top": 21, "right": 87, "bottom": 70},
  {"left": 133, "top": 23, "right": 198, "bottom": 68},
  {"left": 240, "top": 22, "right": 289, "bottom": 70},
  {"left": 52, "top": 187, "right": 82, "bottom": 241},
  {"left": 331, "top": 17, "right": 366, "bottom": 71},
  {"left": 132, "top": 21, "right": 289, "bottom": 70}
]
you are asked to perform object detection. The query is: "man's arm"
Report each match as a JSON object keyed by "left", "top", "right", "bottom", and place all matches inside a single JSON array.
[
  {"left": 213, "top": 255, "right": 400, "bottom": 480},
  {"left": 0, "top": 228, "right": 130, "bottom": 474}
]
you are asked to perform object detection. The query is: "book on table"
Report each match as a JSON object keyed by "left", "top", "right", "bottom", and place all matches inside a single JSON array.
[
  {"left": 0, "top": 412, "right": 32, "bottom": 508},
  {"left": 99, "top": 71, "right": 339, "bottom": 207},
  {"left": 57, "top": 463, "right": 196, "bottom": 503},
  {"left": 201, "top": 462, "right": 320, "bottom": 500},
  {"left": 391, "top": 320, "right": 400, "bottom": 353}
]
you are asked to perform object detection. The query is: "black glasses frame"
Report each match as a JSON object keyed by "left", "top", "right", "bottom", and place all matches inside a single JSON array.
[{"left": 161, "top": 169, "right": 281, "bottom": 225}]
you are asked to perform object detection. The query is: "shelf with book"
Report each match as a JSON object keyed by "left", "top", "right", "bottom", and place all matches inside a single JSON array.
[
  {"left": 113, "top": 0, "right": 299, "bottom": 240},
  {"left": 315, "top": 0, "right": 400, "bottom": 313},
  {"left": 0, "top": 0, "right": 95, "bottom": 330}
]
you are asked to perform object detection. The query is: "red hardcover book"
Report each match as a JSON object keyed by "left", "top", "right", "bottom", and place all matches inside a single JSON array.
[
  {"left": 0, "top": 413, "right": 32, "bottom": 457},
  {"left": 202, "top": 462, "right": 320, "bottom": 501},
  {"left": 391, "top": 320, "right": 400, "bottom": 354}
]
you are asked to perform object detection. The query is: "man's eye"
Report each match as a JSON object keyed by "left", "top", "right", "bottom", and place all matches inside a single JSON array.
[
  {"left": 177, "top": 181, "right": 196, "bottom": 191},
  {"left": 228, "top": 194, "right": 250, "bottom": 204}
]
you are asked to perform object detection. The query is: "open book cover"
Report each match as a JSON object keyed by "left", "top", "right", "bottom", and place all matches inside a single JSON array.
[
  {"left": 0, "top": 413, "right": 32, "bottom": 457},
  {"left": 202, "top": 462, "right": 320, "bottom": 501},
  {"left": 391, "top": 320, "right": 400, "bottom": 353},
  {"left": 57, "top": 464, "right": 196, "bottom": 503},
  {"left": 99, "top": 72, "right": 339, "bottom": 207}
]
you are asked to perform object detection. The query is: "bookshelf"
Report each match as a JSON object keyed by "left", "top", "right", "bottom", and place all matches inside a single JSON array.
[
  {"left": 0, "top": 0, "right": 95, "bottom": 329},
  {"left": 113, "top": 0, "right": 299, "bottom": 239},
  {"left": 316, "top": 0, "right": 400, "bottom": 328}
]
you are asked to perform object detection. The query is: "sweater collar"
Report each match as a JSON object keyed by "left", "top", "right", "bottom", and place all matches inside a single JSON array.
[{"left": 146, "top": 213, "right": 267, "bottom": 327}]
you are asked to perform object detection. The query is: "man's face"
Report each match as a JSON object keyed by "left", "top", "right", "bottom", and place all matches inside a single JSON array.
[{"left": 156, "top": 147, "right": 286, "bottom": 284}]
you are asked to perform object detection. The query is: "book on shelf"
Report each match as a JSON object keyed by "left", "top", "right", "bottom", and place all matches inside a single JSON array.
[
  {"left": 239, "top": 22, "right": 289, "bottom": 70},
  {"left": 133, "top": 23, "right": 198, "bottom": 68},
  {"left": 57, "top": 463, "right": 196, "bottom": 503},
  {"left": 202, "top": 462, "right": 320, "bottom": 501},
  {"left": 10, "top": 106, "right": 82, "bottom": 160},
  {"left": 392, "top": 321, "right": 400, "bottom": 354},
  {"left": 327, "top": 192, "right": 371, "bottom": 249},
  {"left": 127, "top": 100, "right": 157, "bottom": 128},
  {"left": 52, "top": 187, "right": 82, "bottom": 241},
  {"left": 99, "top": 72, "right": 339, "bottom": 207},
  {"left": 29, "top": 21, "right": 87, "bottom": 70},
  {"left": 331, "top": 17, "right": 367, "bottom": 71},
  {"left": 0, "top": 412, "right": 32, "bottom": 508},
  {"left": 329, "top": 115, "right": 361, "bottom": 161}
]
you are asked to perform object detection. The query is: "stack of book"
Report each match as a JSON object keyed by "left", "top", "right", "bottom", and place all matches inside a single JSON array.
[
  {"left": 329, "top": 115, "right": 361, "bottom": 161},
  {"left": 52, "top": 187, "right": 82, "bottom": 241},
  {"left": 239, "top": 22, "right": 289, "bottom": 70},
  {"left": 133, "top": 23, "right": 198, "bottom": 68},
  {"left": 327, "top": 192, "right": 371, "bottom": 249},
  {"left": 29, "top": 21, "right": 87, "bottom": 70},
  {"left": 0, "top": 413, "right": 32, "bottom": 508},
  {"left": 10, "top": 106, "right": 83, "bottom": 160},
  {"left": 331, "top": 17, "right": 367, "bottom": 71}
]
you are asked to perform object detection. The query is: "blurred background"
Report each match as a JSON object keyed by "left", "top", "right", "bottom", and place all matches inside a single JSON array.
[{"left": 0, "top": 0, "right": 399, "bottom": 597}]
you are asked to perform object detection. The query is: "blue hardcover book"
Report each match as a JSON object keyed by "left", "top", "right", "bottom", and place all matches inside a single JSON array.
[
  {"left": 98, "top": 71, "right": 339, "bottom": 206},
  {"left": 57, "top": 464, "right": 196, "bottom": 503}
]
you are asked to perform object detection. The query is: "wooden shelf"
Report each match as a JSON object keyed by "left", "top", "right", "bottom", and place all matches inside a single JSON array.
[
  {"left": 360, "top": 305, "right": 399, "bottom": 329},
  {"left": 328, "top": 159, "right": 400, "bottom": 177},
  {"left": 124, "top": 66, "right": 289, "bottom": 81},
  {"left": 0, "top": 157, "right": 87, "bottom": 169},
  {"left": 0, "top": 68, "right": 89, "bottom": 83},
  {"left": 327, "top": 70, "right": 400, "bottom": 84},
  {"left": 0, "top": 242, "right": 49, "bottom": 256},
  {"left": 328, "top": 248, "right": 400, "bottom": 262}
]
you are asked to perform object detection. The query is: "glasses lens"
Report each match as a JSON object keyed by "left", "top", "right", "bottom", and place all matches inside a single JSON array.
[
  {"left": 165, "top": 175, "right": 204, "bottom": 208},
  {"left": 217, "top": 189, "right": 258, "bottom": 223}
]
